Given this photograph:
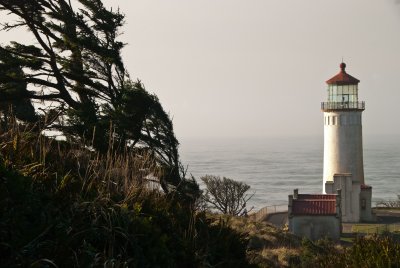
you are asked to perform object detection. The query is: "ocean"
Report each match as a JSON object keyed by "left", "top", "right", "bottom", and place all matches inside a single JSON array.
[{"left": 180, "top": 135, "right": 400, "bottom": 211}]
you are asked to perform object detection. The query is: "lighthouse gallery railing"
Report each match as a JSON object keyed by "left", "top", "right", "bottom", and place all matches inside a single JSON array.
[{"left": 321, "top": 101, "right": 365, "bottom": 111}]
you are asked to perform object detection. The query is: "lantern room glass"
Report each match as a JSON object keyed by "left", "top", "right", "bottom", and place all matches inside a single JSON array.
[{"left": 327, "top": 85, "right": 358, "bottom": 103}]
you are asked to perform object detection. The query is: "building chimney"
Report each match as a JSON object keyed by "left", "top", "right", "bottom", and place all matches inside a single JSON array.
[{"left": 293, "top": 189, "right": 298, "bottom": 199}]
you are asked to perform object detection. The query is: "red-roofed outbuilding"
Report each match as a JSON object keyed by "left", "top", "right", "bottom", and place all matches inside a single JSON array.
[{"left": 288, "top": 189, "right": 341, "bottom": 241}]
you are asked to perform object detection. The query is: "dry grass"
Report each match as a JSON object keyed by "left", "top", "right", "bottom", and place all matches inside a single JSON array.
[
  {"left": 0, "top": 119, "right": 254, "bottom": 267},
  {"left": 0, "top": 118, "right": 164, "bottom": 200},
  {"left": 207, "top": 214, "right": 303, "bottom": 267},
  {"left": 261, "top": 247, "right": 300, "bottom": 267}
]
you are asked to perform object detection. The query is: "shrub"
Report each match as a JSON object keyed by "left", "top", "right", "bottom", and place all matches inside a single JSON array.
[
  {"left": 376, "top": 194, "right": 400, "bottom": 208},
  {"left": 201, "top": 175, "right": 254, "bottom": 216}
]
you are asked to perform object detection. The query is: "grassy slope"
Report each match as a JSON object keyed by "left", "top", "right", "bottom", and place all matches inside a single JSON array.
[
  {"left": 0, "top": 124, "right": 252, "bottom": 267},
  {"left": 208, "top": 214, "right": 303, "bottom": 267},
  {"left": 210, "top": 211, "right": 400, "bottom": 267}
]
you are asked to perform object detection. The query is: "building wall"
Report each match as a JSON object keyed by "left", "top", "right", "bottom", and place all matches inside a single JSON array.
[
  {"left": 325, "top": 174, "right": 360, "bottom": 222},
  {"left": 289, "top": 215, "right": 341, "bottom": 241},
  {"left": 323, "top": 111, "right": 364, "bottom": 193},
  {"left": 360, "top": 188, "right": 375, "bottom": 222}
]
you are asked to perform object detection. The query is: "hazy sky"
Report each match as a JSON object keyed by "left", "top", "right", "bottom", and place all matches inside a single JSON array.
[{"left": 2, "top": 1, "right": 400, "bottom": 139}]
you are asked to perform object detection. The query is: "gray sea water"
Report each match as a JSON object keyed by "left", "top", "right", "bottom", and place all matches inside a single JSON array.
[{"left": 180, "top": 135, "right": 400, "bottom": 211}]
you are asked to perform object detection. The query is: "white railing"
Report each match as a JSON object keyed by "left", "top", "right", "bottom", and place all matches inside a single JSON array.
[{"left": 252, "top": 204, "right": 288, "bottom": 221}]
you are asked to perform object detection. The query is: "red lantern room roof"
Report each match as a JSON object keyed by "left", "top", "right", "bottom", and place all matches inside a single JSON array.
[{"left": 326, "top": 62, "right": 360, "bottom": 85}]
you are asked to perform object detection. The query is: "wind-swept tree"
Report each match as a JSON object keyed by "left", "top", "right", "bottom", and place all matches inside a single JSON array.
[{"left": 0, "top": 0, "right": 185, "bottom": 193}]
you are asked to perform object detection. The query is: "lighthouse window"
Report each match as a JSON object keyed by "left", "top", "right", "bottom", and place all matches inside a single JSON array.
[
  {"left": 343, "top": 85, "right": 349, "bottom": 94},
  {"left": 348, "top": 85, "right": 354, "bottom": 95},
  {"left": 337, "top": 86, "right": 342, "bottom": 96},
  {"left": 332, "top": 86, "right": 337, "bottom": 101},
  {"left": 354, "top": 88, "right": 358, "bottom": 101},
  {"left": 332, "top": 116, "right": 336, "bottom": 125}
]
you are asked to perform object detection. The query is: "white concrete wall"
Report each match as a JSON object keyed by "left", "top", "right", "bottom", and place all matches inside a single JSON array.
[
  {"left": 289, "top": 215, "right": 341, "bottom": 241},
  {"left": 323, "top": 111, "right": 364, "bottom": 193}
]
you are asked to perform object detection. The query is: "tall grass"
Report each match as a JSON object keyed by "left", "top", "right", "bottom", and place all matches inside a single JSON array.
[
  {"left": 0, "top": 119, "right": 252, "bottom": 267},
  {"left": 1, "top": 117, "right": 163, "bottom": 197},
  {"left": 294, "top": 235, "right": 400, "bottom": 268}
]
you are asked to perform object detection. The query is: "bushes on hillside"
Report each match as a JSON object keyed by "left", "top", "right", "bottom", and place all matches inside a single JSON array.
[
  {"left": 296, "top": 235, "right": 400, "bottom": 268},
  {"left": 0, "top": 123, "right": 253, "bottom": 267}
]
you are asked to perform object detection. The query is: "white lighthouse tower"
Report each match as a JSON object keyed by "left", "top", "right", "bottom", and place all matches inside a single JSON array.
[{"left": 322, "top": 62, "right": 374, "bottom": 222}]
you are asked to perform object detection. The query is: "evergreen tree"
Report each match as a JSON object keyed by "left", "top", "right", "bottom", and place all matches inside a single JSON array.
[{"left": 0, "top": 0, "right": 185, "bottom": 193}]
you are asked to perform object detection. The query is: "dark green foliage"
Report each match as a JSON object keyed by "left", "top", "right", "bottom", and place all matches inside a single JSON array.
[
  {"left": 0, "top": 122, "right": 252, "bottom": 267},
  {"left": 0, "top": 49, "right": 37, "bottom": 123},
  {"left": 0, "top": 1, "right": 251, "bottom": 266},
  {"left": 324, "top": 235, "right": 400, "bottom": 268},
  {"left": 0, "top": 0, "right": 184, "bottom": 191},
  {"left": 296, "top": 235, "right": 400, "bottom": 268},
  {"left": 195, "top": 218, "right": 251, "bottom": 268},
  {"left": 296, "top": 237, "right": 335, "bottom": 268}
]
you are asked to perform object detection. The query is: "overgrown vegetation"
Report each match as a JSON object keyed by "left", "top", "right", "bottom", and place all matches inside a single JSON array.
[
  {"left": 208, "top": 214, "right": 400, "bottom": 268},
  {"left": 201, "top": 175, "right": 254, "bottom": 216},
  {"left": 0, "top": 1, "right": 253, "bottom": 266},
  {"left": 300, "top": 235, "right": 400, "bottom": 268},
  {"left": 1, "top": 122, "right": 400, "bottom": 267},
  {"left": 0, "top": 121, "right": 253, "bottom": 267}
]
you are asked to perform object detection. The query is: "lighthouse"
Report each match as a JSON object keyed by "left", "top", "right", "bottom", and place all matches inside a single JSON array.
[{"left": 322, "top": 62, "right": 374, "bottom": 222}]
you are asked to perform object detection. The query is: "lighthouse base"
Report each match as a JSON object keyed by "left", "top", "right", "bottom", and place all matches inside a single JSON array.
[{"left": 325, "top": 173, "right": 375, "bottom": 223}]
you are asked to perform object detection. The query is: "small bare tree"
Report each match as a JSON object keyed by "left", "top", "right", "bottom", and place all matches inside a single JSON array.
[
  {"left": 376, "top": 194, "right": 400, "bottom": 208},
  {"left": 201, "top": 175, "right": 254, "bottom": 216}
]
